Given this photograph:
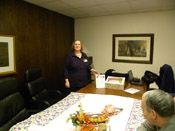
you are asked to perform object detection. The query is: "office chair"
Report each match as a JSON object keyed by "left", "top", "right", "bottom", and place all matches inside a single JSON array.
[
  {"left": 24, "top": 67, "right": 63, "bottom": 114},
  {"left": 0, "top": 77, "right": 30, "bottom": 131},
  {"left": 105, "top": 69, "right": 129, "bottom": 80},
  {"left": 142, "top": 70, "right": 159, "bottom": 90},
  {"left": 143, "top": 64, "right": 175, "bottom": 93}
]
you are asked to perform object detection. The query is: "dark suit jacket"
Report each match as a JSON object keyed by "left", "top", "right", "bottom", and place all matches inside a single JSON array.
[{"left": 157, "top": 64, "right": 175, "bottom": 93}]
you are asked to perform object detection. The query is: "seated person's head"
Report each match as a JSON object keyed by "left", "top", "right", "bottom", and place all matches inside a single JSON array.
[{"left": 141, "top": 89, "right": 174, "bottom": 126}]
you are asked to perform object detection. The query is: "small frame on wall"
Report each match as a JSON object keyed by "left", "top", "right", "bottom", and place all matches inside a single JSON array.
[
  {"left": 112, "top": 34, "right": 154, "bottom": 64},
  {"left": 0, "top": 34, "right": 16, "bottom": 76}
]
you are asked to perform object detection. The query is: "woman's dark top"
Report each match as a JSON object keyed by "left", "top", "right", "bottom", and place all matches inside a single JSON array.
[{"left": 63, "top": 51, "right": 91, "bottom": 90}]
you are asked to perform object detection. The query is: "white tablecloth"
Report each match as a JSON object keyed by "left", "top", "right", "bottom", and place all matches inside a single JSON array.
[{"left": 10, "top": 92, "right": 145, "bottom": 131}]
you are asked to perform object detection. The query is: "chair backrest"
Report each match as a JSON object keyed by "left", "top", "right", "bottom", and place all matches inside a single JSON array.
[
  {"left": 105, "top": 69, "right": 129, "bottom": 80},
  {"left": 25, "top": 67, "right": 48, "bottom": 101},
  {"left": 0, "top": 77, "right": 29, "bottom": 130}
]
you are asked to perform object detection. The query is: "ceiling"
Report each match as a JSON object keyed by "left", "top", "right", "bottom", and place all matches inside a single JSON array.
[{"left": 24, "top": 0, "right": 175, "bottom": 18}]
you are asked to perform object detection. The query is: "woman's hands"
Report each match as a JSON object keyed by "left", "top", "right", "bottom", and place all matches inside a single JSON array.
[
  {"left": 65, "top": 79, "right": 70, "bottom": 88},
  {"left": 91, "top": 69, "right": 98, "bottom": 75}
]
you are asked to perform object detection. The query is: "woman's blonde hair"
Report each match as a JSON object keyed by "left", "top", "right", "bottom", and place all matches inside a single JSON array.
[{"left": 72, "top": 40, "right": 83, "bottom": 51}]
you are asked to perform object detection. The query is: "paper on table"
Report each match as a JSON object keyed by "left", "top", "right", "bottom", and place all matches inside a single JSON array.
[
  {"left": 95, "top": 74, "right": 105, "bottom": 88},
  {"left": 124, "top": 88, "right": 140, "bottom": 94},
  {"left": 149, "top": 82, "right": 159, "bottom": 89}
]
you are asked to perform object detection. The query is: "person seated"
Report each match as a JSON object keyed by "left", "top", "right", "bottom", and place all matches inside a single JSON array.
[{"left": 137, "top": 89, "right": 175, "bottom": 131}]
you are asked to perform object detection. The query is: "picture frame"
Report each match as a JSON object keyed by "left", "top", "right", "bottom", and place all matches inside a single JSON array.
[
  {"left": 0, "top": 34, "right": 16, "bottom": 76},
  {"left": 112, "top": 34, "right": 154, "bottom": 64}
]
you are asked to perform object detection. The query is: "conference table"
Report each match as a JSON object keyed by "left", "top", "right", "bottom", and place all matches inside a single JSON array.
[
  {"left": 10, "top": 81, "right": 146, "bottom": 131},
  {"left": 78, "top": 81, "right": 147, "bottom": 100}
]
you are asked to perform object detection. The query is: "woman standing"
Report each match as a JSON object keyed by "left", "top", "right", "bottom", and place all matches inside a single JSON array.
[{"left": 63, "top": 40, "right": 98, "bottom": 94}]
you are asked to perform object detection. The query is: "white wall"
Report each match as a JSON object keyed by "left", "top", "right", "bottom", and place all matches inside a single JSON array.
[{"left": 75, "top": 10, "right": 175, "bottom": 77}]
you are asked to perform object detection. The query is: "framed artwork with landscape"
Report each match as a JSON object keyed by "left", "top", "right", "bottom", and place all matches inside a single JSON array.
[
  {"left": 112, "top": 34, "right": 154, "bottom": 64},
  {"left": 0, "top": 34, "right": 16, "bottom": 76}
]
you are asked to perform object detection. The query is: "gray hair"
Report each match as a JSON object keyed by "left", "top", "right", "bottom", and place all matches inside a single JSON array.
[{"left": 142, "top": 89, "right": 174, "bottom": 117}]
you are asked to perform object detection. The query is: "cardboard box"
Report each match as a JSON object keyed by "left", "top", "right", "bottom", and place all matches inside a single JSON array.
[{"left": 105, "top": 76, "right": 125, "bottom": 90}]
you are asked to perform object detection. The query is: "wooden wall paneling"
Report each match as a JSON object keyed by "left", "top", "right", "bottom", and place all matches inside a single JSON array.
[
  {"left": 0, "top": 0, "right": 74, "bottom": 97},
  {"left": 47, "top": 13, "right": 74, "bottom": 91},
  {"left": 14, "top": 1, "right": 50, "bottom": 90}
]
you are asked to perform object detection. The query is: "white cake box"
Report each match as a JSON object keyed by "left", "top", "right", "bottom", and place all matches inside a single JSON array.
[{"left": 105, "top": 76, "right": 125, "bottom": 90}]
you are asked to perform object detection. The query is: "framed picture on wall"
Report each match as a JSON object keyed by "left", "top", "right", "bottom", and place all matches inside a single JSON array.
[
  {"left": 0, "top": 34, "right": 16, "bottom": 76},
  {"left": 112, "top": 34, "right": 154, "bottom": 64}
]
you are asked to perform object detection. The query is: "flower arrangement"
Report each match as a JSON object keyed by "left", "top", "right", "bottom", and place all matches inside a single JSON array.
[{"left": 66, "top": 103, "right": 109, "bottom": 130}]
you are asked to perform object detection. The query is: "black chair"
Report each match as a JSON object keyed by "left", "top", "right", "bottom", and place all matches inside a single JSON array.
[
  {"left": 24, "top": 67, "right": 63, "bottom": 114},
  {"left": 142, "top": 70, "right": 159, "bottom": 90},
  {"left": 0, "top": 77, "right": 30, "bottom": 131},
  {"left": 143, "top": 64, "right": 175, "bottom": 93},
  {"left": 105, "top": 69, "right": 129, "bottom": 80}
]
